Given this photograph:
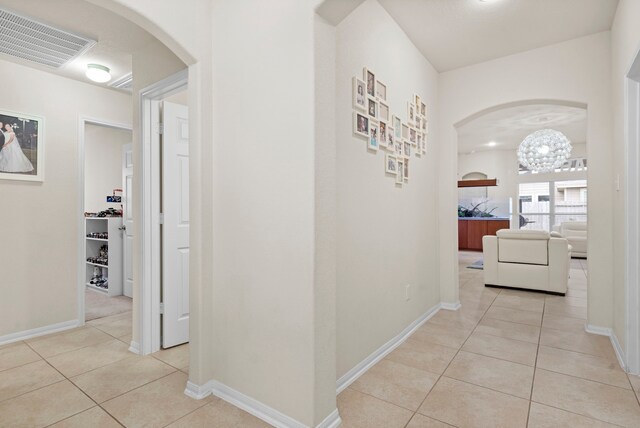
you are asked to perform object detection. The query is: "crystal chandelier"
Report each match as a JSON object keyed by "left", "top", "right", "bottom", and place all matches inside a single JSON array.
[{"left": 517, "top": 129, "right": 572, "bottom": 173}]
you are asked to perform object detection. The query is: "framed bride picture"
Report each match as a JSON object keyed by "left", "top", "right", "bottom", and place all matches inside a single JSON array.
[{"left": 0, "top": 110, "right": 44, "bottom": 182}]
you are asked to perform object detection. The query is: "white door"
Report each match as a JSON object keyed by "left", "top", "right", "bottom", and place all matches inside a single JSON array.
[
  {"left": 122, "top": 143, "right": 134, "bottom": 298},
  {"left": 162, "top": 101, "right": 190, "bottom": 348}
]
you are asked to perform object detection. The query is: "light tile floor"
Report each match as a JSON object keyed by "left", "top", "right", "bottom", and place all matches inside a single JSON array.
[
  {"left": 2, "top": 255, "right": 640, "bottom": 427},
  {"left": 0, "top": 311, "right": 268, "bottom": 427},
  {"left": 338, "top": 252, "right": 640, "bottom": 428}
]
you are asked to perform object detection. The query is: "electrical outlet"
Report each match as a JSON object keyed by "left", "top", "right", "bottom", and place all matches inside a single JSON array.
[{"left": 405, "top": 284, "right": 411, "bottom": 301}]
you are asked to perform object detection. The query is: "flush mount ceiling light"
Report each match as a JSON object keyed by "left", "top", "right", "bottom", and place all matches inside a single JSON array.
[
  {"left": 518, "top": 129, "right": 572, "bottom": 173},
  {"left": 86, "top": 64, "right": 111, "bottom": 83},
  {"left": 487, "top": 141, "right": 497, "bottom": 147}
]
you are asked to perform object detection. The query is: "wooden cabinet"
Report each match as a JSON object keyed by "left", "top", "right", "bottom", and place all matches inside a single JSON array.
[{"left": 458, "top": 219, "right": 510, "bottom": 251}]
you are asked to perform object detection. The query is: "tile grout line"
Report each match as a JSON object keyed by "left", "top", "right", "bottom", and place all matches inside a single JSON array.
[
  {"left": 410, "top": 285, "right": 498, "bottom": 423},
  {"left": 526, "top": 295, "right": 545, "bottom": 427}
]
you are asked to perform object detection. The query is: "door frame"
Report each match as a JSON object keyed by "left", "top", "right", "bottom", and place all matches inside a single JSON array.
[
  {"left": 138, "top": 69, "right": 189, "bottom": 355},
  {"left": 625, "top": 51, "right": 640, "bottom": 375},
  {"left": 76, "top": 117, "right": 133, "bottom": 326}
]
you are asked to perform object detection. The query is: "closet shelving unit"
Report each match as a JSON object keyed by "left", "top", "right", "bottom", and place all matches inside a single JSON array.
[{"left": 85, "top": 217, "right": 123, "bottom": 296}]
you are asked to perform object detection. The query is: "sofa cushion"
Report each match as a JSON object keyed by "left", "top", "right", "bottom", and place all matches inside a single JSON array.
[{"left": 498, "top": 238, "right": 548, "bottom": 265}]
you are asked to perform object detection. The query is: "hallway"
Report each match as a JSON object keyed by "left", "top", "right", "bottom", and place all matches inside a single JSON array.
[
  {"left": 336, "top": 253, "right": 640, "bottom": 427},
  {"left": 1, "top": 255, "right": 640, "bottom": 427}
]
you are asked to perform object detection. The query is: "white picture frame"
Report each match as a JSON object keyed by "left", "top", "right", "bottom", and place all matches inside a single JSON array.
[
  {"left": 379, "top": 101, "right": 390, "bottom": 122},
  {"left": 353, "top": 77, "right": 367, "bottom": 111},
  {"left": 353, "top": 112, "right": 369, "bottom": 138},
  {"left": 404, "top": 158, "right": 410, "bottom": 181},
  {"left": 393, "top": 116, "right": 402, "bottom": 139},
  {"left": 364, "top": 67, "right": 376, "bottom": 97},
  {"left": 369, "top": 121, "right": 380, "bottom": 151},
  {"left": 367, "top": 97, "right": 378, "bottom": 119},
  {"left": 408, "top": 102, "right": 416, "bottom": 125},
  {"left": 376, "top": 80, "right": 387, "bottom": 100},
  {"left": 385, "top": 154, "right": 397, "bottom": 174},
  {"left": 396, "top": 159, "right": 404, "bottom": 184},
  {"left": 379, "top": 120, "right": 388, "bottom": 147},
  {"left": 0, "top": 109, "right": 45, "bottom": 182},
  {"left": 386, "top": 127, "right": 395, "bottom": 149}
]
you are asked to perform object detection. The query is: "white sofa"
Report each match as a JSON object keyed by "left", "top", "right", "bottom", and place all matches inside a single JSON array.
[
  {"left": 552, "top": 221, "right": 587, "bottom": 258},
  {"left": 483, "top": 229, "right": 570, "bottom": 295}
]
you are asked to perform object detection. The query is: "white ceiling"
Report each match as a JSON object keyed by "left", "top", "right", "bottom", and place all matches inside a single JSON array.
[
  {"left": 456, "top": 103, "right": 587, "bottom": 154},
  {"left": 0, "top": 0, "right": 155, "bottom": 90},
  {"left": 319, "top": 0, "right": 619, "bottom": 72}
]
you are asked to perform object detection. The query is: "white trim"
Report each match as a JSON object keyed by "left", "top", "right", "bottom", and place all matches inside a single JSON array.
[
  {"left": 336, "top": 303, "right": 441, "bottom": 393},
  {"left": 624, "top": 71, "right": 640, "bottom": 375},
  {"left": 128, "top": 341, "right": 141, "bottom": 355},
  {"left": 585, "top": 324, "right": 627, "bottom": 372},
  {"left": 316, "top": 409, "right": 341, "bottom": 428},
  {"left": 440, "top": 301, "right": 461, "bottom": 311},
  {"left": 76, "top": 117, "right": 133, "bottom": 330},
  {"left": 138, "top": 69, "right": 189, "bottom": 355},
  {"left": 0, "top": 319, "right": 79, "bottom": 346},
  {"left": 185, "top": 379, "right": 312, "bottom": 428}
]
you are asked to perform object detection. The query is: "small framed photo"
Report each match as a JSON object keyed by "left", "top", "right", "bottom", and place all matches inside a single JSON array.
[
  {"left": 368, "top": 97, "right": 378, "bottom": 119},
  {"left": 396, "top": 159, "right": 405, "bottom": 184},
  {"left": 422, "top": 119, "right": 427, "bottom": 131},
  {"left": 404, "top": 141, "right": 411, "bottom": 157},
  {"left": 376, "top": 80, "right": 387, "bottom": 100},
  {"left": 393, "top": 116, "right": 402, "bottom": 139},
  {"left": 353, "top": 112, "right": 369, "bottom": 138},
  {"left": 421, "top": 102, "right": 426, "bottom": 117},
  {"left": 402, "top": 123, "right": 409, "bottom": 140},
  {"left": 416, "top": 134, "right": 422, "bottom": 156},
  {"left": 424, "top": 119, "right": 429, "bottom": 133},
  {"left": 379, "top": 101, "right": 390, "bottom": 122},
  {"left": 369, "top": 121, "right": 380, "bottom": 151},
  {"left": 404, "top": 158, "right": 410, "bottom": 181},
  {"left": 395, "top": 141, "right": 403, "bottom": 157},
  {"left": 415, "top": 116, "right": 421, "bottom": 129},
  {"left": 364, "top": 68, "right": 375, "bottom": 97},
  {"left": 353, "top": 77, "right": 367, "bottom": 111},
  {"left": 414, "top": 94, "right": 421, "bottom": 108},
  {"left": 379, "top": 121, "right": 388, "bottom": 146},
  {"left": 0, "top": 110, "right": 44, "bottom": 182},
  {"left": 408, "top": 102, "right": 416, "bottom": 124},
  {"left": 385, "top": 154, "right": 397, "bottom": 174},
  {"left": 386, "top": 127, "right": 394, "bottom": 149},
  {"left": 409, "top": 128, "right": 417, "bottom": 144}
]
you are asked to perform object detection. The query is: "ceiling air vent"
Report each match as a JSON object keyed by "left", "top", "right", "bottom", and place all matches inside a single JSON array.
[
  {"left": 110, "top": 72, "right": 133, "bottom": 92},
  {"left": 0, "top": 8, "right": 96, "bottom": 68}
]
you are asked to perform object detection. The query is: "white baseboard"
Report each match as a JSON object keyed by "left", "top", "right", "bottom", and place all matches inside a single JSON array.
[
  {"left": 128, "top": 341, "right": 141, "bottom": 355},
  {"left": 585, "top": 324, "right": 627, "bottom": 372},
  {"left": 185, "top": 379, "right": 332, "bottom": 428},
  {"left": 336, "top": 303, "right": 441, "bottom": 393},
  {"left": 440, "top": 301, "right": 461, "bottom": 311},
  {"left": 0, "top": 319, "right": 79, "bottom": 346},
  {"left": 316, "top": 409, "right": 341, "bottom": 428}
]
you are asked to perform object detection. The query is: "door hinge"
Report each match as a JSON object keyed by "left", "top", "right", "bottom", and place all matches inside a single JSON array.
[
  {"left": 159, "top": 303, "right": 165, "bottom": 314},
  {"left": 157, "top": 122, "right": 164, "bottom": 135},
  {"left": 158, "top": 213, "right": 164, "bottom": 224}
]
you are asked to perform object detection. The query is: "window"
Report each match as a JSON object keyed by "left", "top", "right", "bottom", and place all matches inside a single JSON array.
[{"left": 518, "top": 180, "right": 587, "bottom": 231}]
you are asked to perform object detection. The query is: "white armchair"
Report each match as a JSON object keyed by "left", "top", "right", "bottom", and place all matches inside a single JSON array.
[
  {"left": 483, "top": 229, "right": 570, "bottom": 295},
  {"left": 552, "top": 221, "right": 587, "bottom": 258}
]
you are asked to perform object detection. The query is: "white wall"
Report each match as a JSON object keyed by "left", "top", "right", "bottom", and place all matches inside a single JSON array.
[
  {"left": 335, "top": 0, "right": 441, "bottom": 378},
  {"left": 314, "top": 13, "right": 338, "bottom": 422},
  {"left": 439, "top": 33, "right": 613, "bottom": 327},
  {"left": 210, "top": 1, "right": 332, "bottom": 425},
  {"left": 0, "top": 60, "right": 131, "bottom": 338},
  {"left": 84, "top": 124, "right": 132, "bottom": 213},
  {"left": 611, "top": 0, "right": 640, "bottom": 359}
]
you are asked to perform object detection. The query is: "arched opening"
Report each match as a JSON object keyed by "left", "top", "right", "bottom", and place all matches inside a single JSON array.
[{"left": 454, "top": 99, "right": 589, "bottom": 308}]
